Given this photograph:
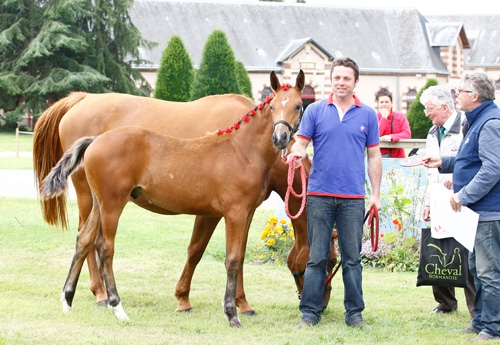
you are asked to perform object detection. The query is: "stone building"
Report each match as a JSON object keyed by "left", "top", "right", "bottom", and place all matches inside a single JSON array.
[{"left": 130, "top": 1, "right": 500, "bottom": 111}]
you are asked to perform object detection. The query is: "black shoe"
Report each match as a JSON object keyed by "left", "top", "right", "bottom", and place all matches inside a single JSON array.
[
  {"left": 469, "top": 333, "right": 493, "bottom": 342},
  {"left": 297, "top": 320, "right": 316, "bottom": 329},
  {"left": 430, "top": 307, "right": 452, "bottom": 314},
  {"left": 451, "top": 326, "right": 477, "bottom": 334},
  {"left": 349, "top": 320, "right": 371, "bottom": 328}
]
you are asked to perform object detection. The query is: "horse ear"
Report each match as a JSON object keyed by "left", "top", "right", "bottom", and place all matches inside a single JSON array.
[
  {"left": 295, "top": 70, "right": 305, "bottom": 91},
  {"left": 270, "top": 71, "right": 280, "bottom": 91}
]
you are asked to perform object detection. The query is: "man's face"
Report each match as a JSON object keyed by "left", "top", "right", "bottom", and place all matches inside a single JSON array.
[
  {"left": 331, "top": 66, "right": 358, "bottom": 98},
  {"left": 424, "top": 100, "right": 448, "bottom": 126},
  {"left": 454, "top": 84, "right": 475, "bottom": 111}
]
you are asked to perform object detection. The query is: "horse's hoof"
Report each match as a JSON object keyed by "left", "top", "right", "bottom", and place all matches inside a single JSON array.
[
  {"left": 109, "top": 302, "right": 129, "bottom": 322},
  {"left": 96, "top": 300, "right": 108, "bottom": 307},
  {"left": 174, "top": 307, "right": 193, "bottom": 313},
  {"left": 61, "top": 292, "right": 72, "bottom": 314},
  {"left": 241, "top": 310, "right": 257, "bottom": 316},
  {"left": 229, "top": 317, "right": 242, "bottom": 328}
]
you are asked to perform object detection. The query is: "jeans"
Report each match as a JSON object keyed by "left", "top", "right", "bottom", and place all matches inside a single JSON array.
[
  {"left": 469, "top": 220, "right": 500, "bottom": 338},
  {"left": 299, "top": 196, "right": 365, "bottom": 325}
]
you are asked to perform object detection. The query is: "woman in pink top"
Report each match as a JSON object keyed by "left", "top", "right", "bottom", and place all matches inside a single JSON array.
[{"left": 375, "top": 87, "right": 412, "bottom": 158}]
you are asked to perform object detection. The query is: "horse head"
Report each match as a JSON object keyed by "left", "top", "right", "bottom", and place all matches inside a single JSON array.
[{"left": 269, "top": 70, "right": 305, "bottom": 150}]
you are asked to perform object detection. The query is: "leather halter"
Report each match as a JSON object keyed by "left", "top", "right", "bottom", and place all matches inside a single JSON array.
[{"left": 272, "top": 106, "right": 303, "bottom": 138}]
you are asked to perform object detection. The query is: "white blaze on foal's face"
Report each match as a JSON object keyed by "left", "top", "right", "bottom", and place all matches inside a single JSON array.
[{"left": 281, "top": 97, "right": 289, "bottom": 120}]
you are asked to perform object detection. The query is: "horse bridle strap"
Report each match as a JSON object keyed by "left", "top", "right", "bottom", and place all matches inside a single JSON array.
[{"left": 273, "top": 106, "right": 303, "bottom": 137}]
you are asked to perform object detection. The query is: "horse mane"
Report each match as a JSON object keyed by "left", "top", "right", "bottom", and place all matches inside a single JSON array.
[{"left": 212, "top": 95, "right": 274, "bottom": 136}]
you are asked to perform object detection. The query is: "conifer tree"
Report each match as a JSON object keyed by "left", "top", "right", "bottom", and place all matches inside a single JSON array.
[
  {"left": 190, "top": 30, "right": 240, "bottom": 100},
  {"left": 154, "top": 36, "right": 193, "bottom": 102},
  {"left": 0, "top": 0, "right": 154, "bottom": 126},
  {"left": 235, "top": 60, "right": 253, "bottom": 99},
  {"left": 406, "top": 79, "right": 438, "bottom": 139}
]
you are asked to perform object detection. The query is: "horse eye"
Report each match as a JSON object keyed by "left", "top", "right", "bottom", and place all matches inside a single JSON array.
[
  {"left": 270, "top": 105, "right": 274, "bottom": 111},
  {"left": 296, "top": 105, "right": 302, "bottom": 111}
]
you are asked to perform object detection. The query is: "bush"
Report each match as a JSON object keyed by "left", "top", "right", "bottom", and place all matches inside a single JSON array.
[{"left": 407, "top": 79, "right": 438, "bottom": 138}]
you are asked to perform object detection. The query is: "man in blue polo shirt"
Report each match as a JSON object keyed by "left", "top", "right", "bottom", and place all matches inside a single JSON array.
[
  {"left": 423, "top": 71, "right": 500, "bottom": 342},
  {"left": 287, "top": 56, "right": 382, "bottom": 328}
]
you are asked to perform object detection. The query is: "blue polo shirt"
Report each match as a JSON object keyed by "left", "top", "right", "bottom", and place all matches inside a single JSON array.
[{"left": 297, "top": 94, "right": 379, "bottom": 198}]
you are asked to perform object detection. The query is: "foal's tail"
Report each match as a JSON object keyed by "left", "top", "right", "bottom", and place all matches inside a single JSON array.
[
  {"left": 33, "top": 92, "right": 88, "bottom": 228},
  {"left": 41, "top": 137, "right": 95, "bottom": 200}
]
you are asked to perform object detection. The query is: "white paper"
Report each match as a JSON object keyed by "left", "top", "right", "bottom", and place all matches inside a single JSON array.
[{"left": 429, "top": 183, "right": 479, "bottom": 252}]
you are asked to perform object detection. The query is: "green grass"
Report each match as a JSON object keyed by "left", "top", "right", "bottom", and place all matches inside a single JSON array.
[
  {"left": 0, "top": 131, "right": 33, "bottom": 151},
  {"left": 0, "top": 132, "right": 34, "bottom": 169},
  {"left": 0, "top": 141, "right": 488, "bottom": 344},
  {"left": 0, "top": 197, "right": 485, "bottom": 345}
]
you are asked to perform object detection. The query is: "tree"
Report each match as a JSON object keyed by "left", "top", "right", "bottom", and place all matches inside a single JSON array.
[
  {"left": 154, "top": 36, "right": 193, "bottom": 102},
  {"left": 406, "top": 78, "right": 438, "bottom": 139},
  {"left": 235, "top": 60, "right": 252, "bottom": 99},
  {"left": 0, "top": 0, "right": 155, "bottom": 127},
  {"left": 190, "top": 30, "right": 240, "bottom": 100}
]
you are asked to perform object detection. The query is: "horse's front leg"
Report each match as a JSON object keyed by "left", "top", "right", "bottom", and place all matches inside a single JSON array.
[
  {"left": 222, "top": 211, "right": 254, "bottom": 328},
  {"left": 61, "top": 203, "right": 101, "bottom": 314},
  {"left": 175, "top": 216, "right": 221, "bottom": 312},
  {"left": 96, "top": 203, "right": 129, "bottom": 322}
]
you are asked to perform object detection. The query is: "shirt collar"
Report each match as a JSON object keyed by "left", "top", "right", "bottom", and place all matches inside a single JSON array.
[
  {"left": 326, "top": 93, "right": 362, "bottom": 107},
  {"left": 442, "top": 110, "right": 459, "bottom": 131}
]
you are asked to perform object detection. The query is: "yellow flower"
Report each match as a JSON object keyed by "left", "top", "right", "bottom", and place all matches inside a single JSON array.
[{"left": 253, "top": 217, "right": 295, "bottom": 265}]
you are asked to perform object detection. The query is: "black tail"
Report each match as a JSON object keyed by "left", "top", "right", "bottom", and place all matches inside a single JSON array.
[{"left": 41, "top": 137, "right": 95, "bottom": 200}]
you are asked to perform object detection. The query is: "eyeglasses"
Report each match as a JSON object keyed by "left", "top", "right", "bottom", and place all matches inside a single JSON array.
[
  {"left": 455, "top": 89, "right": 474, "bottom": 95},
  {"left": 424, "top": 104, "right": 444, "bottom": 114}
]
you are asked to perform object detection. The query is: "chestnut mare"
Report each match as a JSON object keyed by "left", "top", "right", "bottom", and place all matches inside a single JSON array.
[
  {"left": 33, "top": 71, "right": 337, "bottom": 316},
  {"left": 40, "top": 72, "right": 306, "bottom": 327}
]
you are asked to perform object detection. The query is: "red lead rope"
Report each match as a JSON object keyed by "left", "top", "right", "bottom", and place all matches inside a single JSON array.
[
  {"left": 284, "top": 156, "right": 307, "bottom": 219},
  {"left": 365, "top": 205, "right": 380, "bottom": 252}
]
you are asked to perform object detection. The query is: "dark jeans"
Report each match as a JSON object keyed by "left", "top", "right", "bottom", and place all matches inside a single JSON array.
[
  {"left": 470, "top": 220, "right": 500, "bottom": 338},
  {"left": 299, "top": 196, "right": 365, "bottom": 325}
]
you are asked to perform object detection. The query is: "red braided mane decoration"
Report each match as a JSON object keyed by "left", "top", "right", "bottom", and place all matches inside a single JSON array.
[
  {"left": 281, "top": 83, "right": 291, "bottom": 91},
  {"left": 217, "top": 95, "right": 274, "bottom": 135}
]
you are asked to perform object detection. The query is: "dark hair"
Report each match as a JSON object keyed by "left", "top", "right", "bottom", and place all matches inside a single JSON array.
[
  {"left": 375, "top": 87, "right": 392, "bottom": 102},
  {"left": 330, "top": 56, "right": 359, "bottom": 81}
]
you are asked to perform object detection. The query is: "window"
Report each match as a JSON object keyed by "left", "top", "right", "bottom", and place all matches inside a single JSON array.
[
  {"left": 406, "top": 89, "right": 417, "bottom": 111},
  {"left": 302, "top": 85, "right": 316, "bottom": 111}
]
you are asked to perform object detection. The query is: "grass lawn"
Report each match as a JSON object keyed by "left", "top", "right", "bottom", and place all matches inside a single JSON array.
[
  {"left": 0, "top": 132, "right": 34, "bottom": 169},
  {"left": 0, "top": 131, "right": 487, "bottom": 344},
  {"left": 0, "top": 197, "right": 481, "bottom": 345}
]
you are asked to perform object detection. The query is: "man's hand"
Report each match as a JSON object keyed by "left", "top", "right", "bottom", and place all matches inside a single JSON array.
[
  {"left": 285, "top": 152, "right": 304, "bottom": 169},
  {"left": 450, "top": 193, "right": 462, "bottom": 212},
  {"left": 421, "top": 155, "right": 442, "bottom": 169},
  {"left": 422, "top": 205, "right": 430, "bottom": 221}
]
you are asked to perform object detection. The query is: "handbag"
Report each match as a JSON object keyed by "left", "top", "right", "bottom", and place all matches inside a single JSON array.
[{"left": 416, "top": 228, "right": 469, "bottom": 288}]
